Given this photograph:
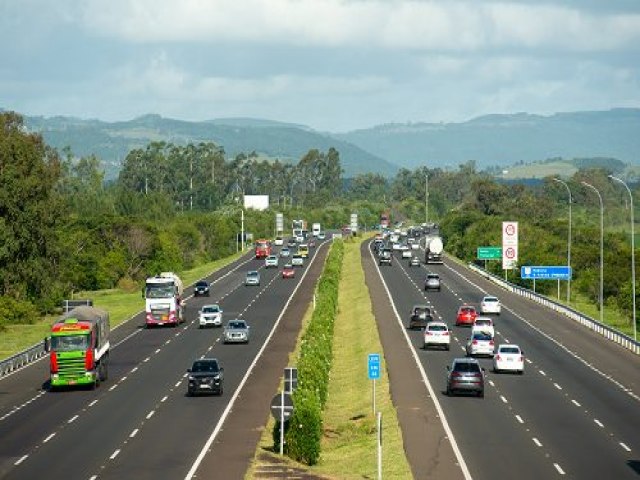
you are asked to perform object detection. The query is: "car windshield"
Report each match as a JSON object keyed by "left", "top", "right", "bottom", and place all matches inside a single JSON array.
[
  {"left": 484, "top": 297, "right": 498, "bottom": 303},
  {"left": 51, "top": 334, "right": 90, "bottom": 352},
  {"left": 247, "top": 272, "right": 258, "bottom": 278},
  {"left": 427, "top": 275, "right": 439, "bottom": 280},
  {"left": 475, "top": 319, "right": 491, "bottom": 326},
  {"left": 453, "top": 362, "right": 481, "bottom": 373},
  {"left": 500, "top": 347, "right": 521, "bottom": 354},
  {"left": 196, "top": 281, "right": 208, "bottom": 287},
  {"left": 460, "top": 307, "right": 475, "bottom": 314},
  {"left": 202, "top": 306, "right": 219, "bottom": 313},
  {"left": 228, "top": 321, "right": 246, "bottom": 329},
  {"left": 145, "top": 283, "right": 174, "bottom": 299},
  {"left": 191, "top": 361, "right": 219, "bottom": 373}
]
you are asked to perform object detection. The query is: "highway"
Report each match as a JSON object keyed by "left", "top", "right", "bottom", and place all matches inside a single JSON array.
[
  {"left": 368, "top": 240, "right": 640, "bottom": 479},
  {"left": 0, "top": 240, "right": 328, "bottom": 480}
]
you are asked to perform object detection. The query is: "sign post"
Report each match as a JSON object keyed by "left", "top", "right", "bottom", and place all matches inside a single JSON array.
[
  {"left": 270, "top": 392, "right": 294, "bottom": 455},
  {"left": 377, "top": 411, "right": 382, "bottom": 480},
  {"left": 502, "top": 222, "right": 518, "bottom": 279},
  {"left": 368, "top": 354, "right": 381, "bottom": 413}
]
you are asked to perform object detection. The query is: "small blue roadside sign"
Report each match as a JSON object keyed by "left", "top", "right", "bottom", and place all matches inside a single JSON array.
[
  {"left": 368, "top": 354, "right": 381, "bottom": 380},
  {"left": 521, "top": 266, "right": 572, "bottom": 280}
]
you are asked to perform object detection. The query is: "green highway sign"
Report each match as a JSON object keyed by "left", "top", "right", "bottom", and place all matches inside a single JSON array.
[{"left": 477, "top": 246, "right": 502, "bottom": 260}]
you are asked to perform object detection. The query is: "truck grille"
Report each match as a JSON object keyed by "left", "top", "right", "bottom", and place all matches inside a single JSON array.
[{"left": 58, "top": 356, "right": 86, "bottom": 375}]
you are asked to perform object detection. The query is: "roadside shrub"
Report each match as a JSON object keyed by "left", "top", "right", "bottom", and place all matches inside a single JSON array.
[
  {"left": 286, "top": 390, "right": 322, "bottom": 465},
  {"left": 0, "top": 296, "right": 39, "bottom": 326}
]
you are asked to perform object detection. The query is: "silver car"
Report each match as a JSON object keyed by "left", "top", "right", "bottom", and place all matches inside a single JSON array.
[
  {"left": 424, "top": 273, "right": 441, "bottom": 292},
  {"left": 223, "top": 319, "right": 250, "bottom": 344},
  {"left": 245, "top": 270, "right": 260, "bottom": 286}
]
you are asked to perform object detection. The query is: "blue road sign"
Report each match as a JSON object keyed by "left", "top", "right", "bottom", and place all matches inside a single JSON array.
[
  {"left": 521, "top": 266, "right": 572, "bottom": 280},
  {"left": 368, "top": 353, "right": 381, "bottom": 380}
]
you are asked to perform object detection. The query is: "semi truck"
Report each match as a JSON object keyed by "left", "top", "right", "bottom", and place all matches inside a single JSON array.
[
  {"left": 424, "top": 235, "right": 444, "bottom": 264},
  {"left": 144, "top": 272, "right": 184, "bottom": 327},
  {"left": 49, "top": 306, "right": 110, "bottom": 389},
  {"left": 254, "top": 239, "right": 272, "bottom": 258},
  {"left": 292, "top": 219, "right": 307, "bottom": 238}
]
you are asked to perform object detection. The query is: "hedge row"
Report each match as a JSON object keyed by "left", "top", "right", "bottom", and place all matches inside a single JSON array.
[{"left": 274, "top": 239, "right": 344, "bottom": 465}]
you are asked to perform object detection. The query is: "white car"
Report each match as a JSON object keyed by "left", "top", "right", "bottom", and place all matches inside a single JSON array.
[
  {"left": 392, "top": 243, "right": 402, "bottom": 251},
  {"left": 466, "top": 331, "right": 495, "bottom": 357},
  {"left": 279, "top": 247, "right": 291, "bottom": 258},
  {"left": 317, "top": 232, "right": 326, "bottom": 240},
  {"left": 480, "top": 296, "right": 501, "bottom": 315},
  {"left": 402, "top": 250, "right": 413, "bottom": 258},
  {"left": 423, "top": 322, "right": 451, "bottom": 350},
  {"left": 265, "top": 255, "right": 279, "bottom": 268},
  {"left": 411, "top": 242, "right": 420, "bottom": 250},
  {"left": 199, "top": 304, "right": 223, "bottom": 328},
  {"left": 493, "top": 344, "right": 524, "bottom": 374},
  {"left": 471, "top": 317, "right": 495, "bottom": 338},
  {"left": 274, "top": 237, "right": 284, "bottom": 246}
]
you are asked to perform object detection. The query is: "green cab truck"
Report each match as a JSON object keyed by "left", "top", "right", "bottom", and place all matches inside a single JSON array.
[{"left": 49, "top": 306, "right": 110, "bottom": 389}]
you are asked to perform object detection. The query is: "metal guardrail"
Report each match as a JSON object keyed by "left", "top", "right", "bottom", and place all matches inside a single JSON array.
[
  {"left": 467, "top": 263, "right": 640, "bottom": 355},
  {"left": 0, "top": 339, "right": 48, "bottom": 378}
]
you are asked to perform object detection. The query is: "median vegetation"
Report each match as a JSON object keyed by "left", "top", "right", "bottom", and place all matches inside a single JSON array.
[{"left": 253, "top": 237, "right": 411, "bottom": 478}]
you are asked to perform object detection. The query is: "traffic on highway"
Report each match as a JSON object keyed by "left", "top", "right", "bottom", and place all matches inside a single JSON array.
[
  {"left": 368, "top": 225, "right": 640, "bottom": 479},
  {"left": 0, "top": 231, "right": 329, "bottom": 480}
]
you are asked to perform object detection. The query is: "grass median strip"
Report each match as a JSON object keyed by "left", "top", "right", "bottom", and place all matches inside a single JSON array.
[{"left": 248, "top": 238, "right": 411, "bottom": 478}]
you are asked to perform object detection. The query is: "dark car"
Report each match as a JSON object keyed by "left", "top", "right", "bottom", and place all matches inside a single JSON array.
[
  {"left": 187, "top": 358, "right": 224, "bottom": 396},
  {"left": 446, "top": 358, "right": 485, "bottom": 397},
  {"left": 194, "top": 280, "right": 210, "bottom": 297},
  {"left": 408, "top": 304, "right": 433, "bottom": 329},
  {"left": 379, "top": 248, "right": 392, "bottom": 266}
]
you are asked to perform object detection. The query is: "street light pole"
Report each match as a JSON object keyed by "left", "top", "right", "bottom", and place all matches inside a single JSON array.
[
  {"left": 609, "top": 175, "right": 636, "bottom": 341},
  {"left": 553, "top": 178, "right": 572, "bottom": 303},
  {"left": 581, "top": 181, "right": 604, "bottom": 324},
  {"left": 425, "top": 173, "right": 429, "bottom": 225}
]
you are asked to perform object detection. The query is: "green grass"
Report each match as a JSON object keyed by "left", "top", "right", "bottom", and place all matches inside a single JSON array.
[
  {"left": 499, "top": 161, "right": 577, "bottom": 179},
  {"left": 247, "top": 238, "right": 411, "bottom": 479},
  {"left": 0, "top": 251, "right": 245, "bottom": 361}
]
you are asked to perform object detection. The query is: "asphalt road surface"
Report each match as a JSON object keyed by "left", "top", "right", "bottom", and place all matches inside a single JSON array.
[
  {"left": 367, "top": 239, "right": 640, "bottom": 479},
  {"left": 0, "top": 239, "right": 328, "bottom": 480}
]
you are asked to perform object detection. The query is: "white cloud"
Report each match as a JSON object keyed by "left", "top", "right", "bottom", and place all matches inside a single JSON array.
[{"left": 78, "top": 0, "right": 640, "bottom": 52}]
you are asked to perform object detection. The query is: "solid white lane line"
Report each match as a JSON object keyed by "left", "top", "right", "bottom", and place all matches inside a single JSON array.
[
  {"left": 110, "top": 449, "right": 120, "bottom": 460},
  {"left": 533, "top": 438, "right": 542, "bottom": 447},
  {"left": 43, "top": 433, "right": 56, "bottom": 443},
  {"left": 620, "top": 442, "right": 631, "bottom": 452},
  {"left": 554, "top": 463, "right": 565, "bottom": 475},
  {"left": 130, "top": 428, "right": 139, "bottom": 438},
  {"left": 571, "top": 399, "right": 581, "bottom": 407},
  {"left": 515, "top": 415, "right": 524, "bottom": 424},
  {"left": 594, "top": 419, "right": 604, "bottom": 428},
  {"left": 68, "top": 415, "right": 79, "bottom": 423},
  {"left": 89, "top": 399, "right": 98, "bottom": 407},
  {"left": 14, "top": 455, "right": 28, "bottom": 465},
  {"left": 146, "top": 410, "right": 155, "bottom": 419}
]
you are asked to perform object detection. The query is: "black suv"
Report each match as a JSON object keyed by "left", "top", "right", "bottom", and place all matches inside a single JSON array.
[
  {"left": 194, "top": 280, "right": 210, "bottom": 297},
  {"left": 446, "top": 358, "right": 485, "bottom": 397},
  {"left": 379, "top": 248, "right": 392, "bottom": 266},
  {"left": 187, "top": 358, "right": 224, "bottom": 396}
]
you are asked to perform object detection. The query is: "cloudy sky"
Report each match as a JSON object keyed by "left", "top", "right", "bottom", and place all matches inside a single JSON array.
[{"left": 1, "top": 0, "right": 639, "bottom": 131}]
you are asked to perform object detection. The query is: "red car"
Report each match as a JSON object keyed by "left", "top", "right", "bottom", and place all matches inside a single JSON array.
[
  {"left": 456, "top": 305, "right": 477, "bottom": 326},
  {"left": 282, "top": 264, "right": 295, "bottom": 279}
]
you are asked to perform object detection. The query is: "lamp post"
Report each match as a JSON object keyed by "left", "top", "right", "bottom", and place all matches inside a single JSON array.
[
  {"left": 608, "top": 175, "right": 636, "bottom": 341},
  {"left": 425, "top": 173, "right": 429, "bottom": 225},
  {"left": 553, "top": 178, "right": 572, "bottom": 303},
  {"left": 581, "top": 181, "right": 604, "bottom": 324}
]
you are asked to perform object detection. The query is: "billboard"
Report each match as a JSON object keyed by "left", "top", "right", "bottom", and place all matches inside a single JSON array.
[{"left": 244, "top": 195, "right": 269, "bottom": 211}]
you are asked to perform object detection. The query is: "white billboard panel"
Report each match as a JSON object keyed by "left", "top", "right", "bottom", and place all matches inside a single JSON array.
[{"left": 244, "top": 195, "right": 269, "bottom": 211}]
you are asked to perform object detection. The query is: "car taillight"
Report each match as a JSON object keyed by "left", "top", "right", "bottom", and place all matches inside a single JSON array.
[
  {"left": 519, "top": 355, "right": 524, "bottom": 362},
  {"left": 489, "top": 340, "right": 494, "bottom": 346},
  {"left": 495, "top": 354, "right": 501, "bottom": 361},
  {"left": 472, "top": 340, "right": 478, "bottom": 345},
  {"left": 443, "top": 331, "right": 450, "bottom": 335},
  {"left": 451, "top": 372, "right": 462, "bottom": 377},
  {"left": 85, "top": 349, "right": 94, "bottom": 371},
  {"left": 50, "top": 352, "right": 58, "bottom": 373}
]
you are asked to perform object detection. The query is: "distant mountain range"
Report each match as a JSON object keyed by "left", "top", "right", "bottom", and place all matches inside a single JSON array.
[
  {"left": 8, "top": 108, "right": 640, "bottom": 179},
  {"left": 335, "top": 108, "right": 640, "bottom": 170}
]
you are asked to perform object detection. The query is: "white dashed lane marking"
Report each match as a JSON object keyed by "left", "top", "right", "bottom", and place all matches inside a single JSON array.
[
  {"left": 620, "top": 442, "right": 631, "bottom": 452},
  {"left": 594, "top": 419, "right": 604, "bottom": 428},
  {"left": 89, "top": 399, "right": 98, "bottom": 407},
  {"left": 43, "top": 433, "right": 56, "bottom": 443},
  {"left": 554, "top": 463, "right": 566, "bottom": 475},
  {"left": 67, "top": 415, "right": 79, "bottom": 424},
  {"left": 515, "top": 415, "right": 524, "bottom": 424},
  {"left": 110, "top": 449, "right": 120, "bottom": 460},
  {"left": 14, "top": 455, "right": 28, "bottom": 466},
  {"left": 571, "top": 399, "right": 581, "bottom": 407},
  {"left": 130, "top": 429, "right": 139, "bottom": 438},
  {"left": 533, "top": 438, "right": 543, "bottom": 447}
]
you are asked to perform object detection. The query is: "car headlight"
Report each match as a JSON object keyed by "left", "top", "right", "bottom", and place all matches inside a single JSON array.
[{"left": 188, "top": 376, "right": 195, "bottom": 381}]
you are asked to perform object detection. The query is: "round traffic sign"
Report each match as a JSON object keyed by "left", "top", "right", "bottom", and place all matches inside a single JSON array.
[
  {"left": 270, "top": 393, "right": 294, "bottom": 421},
  {"left": 505, "top": 224, "right": 516, "bottom": 236},
  {"left": 505, "top": 247, "right": 516, "bottom": 259}
]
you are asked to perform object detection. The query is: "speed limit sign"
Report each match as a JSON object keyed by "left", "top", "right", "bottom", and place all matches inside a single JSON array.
[{"left": 502, "top": 222, "right": 518, "bottom": 269}]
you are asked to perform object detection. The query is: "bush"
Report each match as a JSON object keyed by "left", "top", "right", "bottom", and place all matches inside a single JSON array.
[
  {"left": 285, "top": 390, "right": 323, "bottom": 465},
  {"left": 0, "top": 296, "right": 39, "bottom": 326}
]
